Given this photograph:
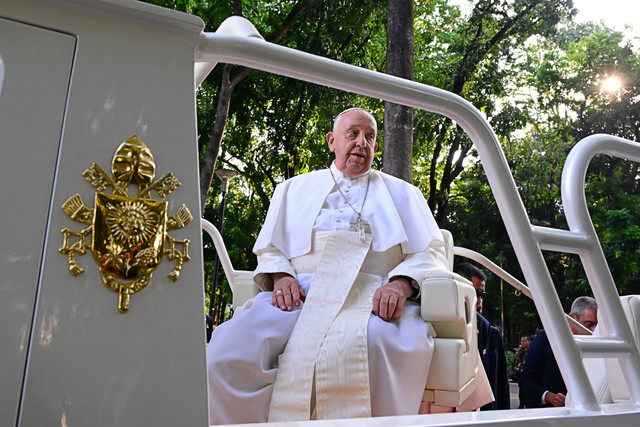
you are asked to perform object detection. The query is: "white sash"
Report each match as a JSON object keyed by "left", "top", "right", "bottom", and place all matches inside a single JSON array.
[{"left": 268, "top": 230, "right": 377, "bottom": 421}]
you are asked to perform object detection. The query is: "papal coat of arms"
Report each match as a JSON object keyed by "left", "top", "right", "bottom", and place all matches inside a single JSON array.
[{"left": 59, "top": 136, "right": 193, "bottom": 313}]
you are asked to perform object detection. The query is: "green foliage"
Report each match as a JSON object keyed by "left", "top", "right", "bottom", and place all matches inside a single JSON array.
[
  {"left": 411, "top": 0, "right": 575, "bottom": 224},
  {"left": 450, "top": 19, "right": 640, "bottom": 347},
  {"left": 504, "top": 349, "right": 515, "bottom": 370},
  {"left": 587, "top": 164, "right": 640, "bottom": 293}
]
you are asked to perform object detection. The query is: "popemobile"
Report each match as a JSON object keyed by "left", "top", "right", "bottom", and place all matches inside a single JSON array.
[{"left": 1, "top": 0, "right": 640, "bottom": 426}]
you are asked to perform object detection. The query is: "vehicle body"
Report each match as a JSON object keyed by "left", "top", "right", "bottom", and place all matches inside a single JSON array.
[{"left": 1, "top": 0, "right": 639, "bottom": 425}]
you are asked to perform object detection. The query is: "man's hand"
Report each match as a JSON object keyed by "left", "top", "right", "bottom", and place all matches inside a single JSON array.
[
  {"left": 271, "top": 273, "right": 305, "bottom": 311},
  {"left": 372, "top": 277, "right": 414, "bottom": 322},
  {"left": 545, "top": 391, "right": 566, "bottom": 407}
]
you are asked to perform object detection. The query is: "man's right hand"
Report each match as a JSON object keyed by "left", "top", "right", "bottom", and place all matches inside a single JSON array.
[
  {"left": 545, "top": 391, "right": 566, "bottom": 407},
  {"left": 271, "top": 273, "right": 305, "bottom": 311}
]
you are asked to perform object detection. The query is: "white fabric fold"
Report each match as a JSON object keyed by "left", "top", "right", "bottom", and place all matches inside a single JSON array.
[
  {"left": 268, "top": 230, "right": 375, "bottom": 421},
  {"left": 253, "top": 165, "right": 445, "bottom": 258},
  {"left": 315, "top": 272, "right": 379, "bottom": 419}
]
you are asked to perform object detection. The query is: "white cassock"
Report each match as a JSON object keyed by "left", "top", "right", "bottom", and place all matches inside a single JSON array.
[{"left": 207, "top": 163, "right": 448, "bottom": 424}]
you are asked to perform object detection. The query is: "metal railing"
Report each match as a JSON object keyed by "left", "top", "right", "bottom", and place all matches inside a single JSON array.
[{"left": 452, "top": 246, "right": 592, "bottom": 335}]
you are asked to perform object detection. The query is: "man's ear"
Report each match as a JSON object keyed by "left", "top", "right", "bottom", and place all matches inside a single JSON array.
[
  {"left": 569, "top": 313, "right": 577, "bottom": 321},
  {"left": 326, "top": 132, "right": 335, "bottom": 152}
]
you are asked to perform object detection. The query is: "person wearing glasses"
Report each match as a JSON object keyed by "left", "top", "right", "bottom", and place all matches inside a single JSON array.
[{"left": 454, "top": 263, "right": 510, "bottom": 410}]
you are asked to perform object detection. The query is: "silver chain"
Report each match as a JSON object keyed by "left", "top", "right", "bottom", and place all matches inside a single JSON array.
[{"left": 329, "top": 167, "right": 371, "bottom": 222}]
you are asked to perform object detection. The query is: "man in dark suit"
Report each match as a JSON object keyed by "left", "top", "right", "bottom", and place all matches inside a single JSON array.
[
  {"left": 454, "top": 263, "right": 510, "bottom": 410},
  {"left": 518, "top": 296, "right": 598, "bottom": 408}
]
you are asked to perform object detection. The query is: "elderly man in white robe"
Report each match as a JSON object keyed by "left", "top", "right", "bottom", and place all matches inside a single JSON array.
[{"left": 207, "top": 108, "right": 449, "bottom": 424}]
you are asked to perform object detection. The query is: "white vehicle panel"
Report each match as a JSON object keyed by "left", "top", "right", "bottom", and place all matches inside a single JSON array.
[
  {"left": 0, "top": 1, "right": 209, "bottom": 425},
  {"left": 0, "top": 18, "right": 75, "bottom": 425}
]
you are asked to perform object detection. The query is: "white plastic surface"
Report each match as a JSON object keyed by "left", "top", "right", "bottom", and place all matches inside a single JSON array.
[{"left": 0, "top": 19, "right": 75, "bottom": 426}]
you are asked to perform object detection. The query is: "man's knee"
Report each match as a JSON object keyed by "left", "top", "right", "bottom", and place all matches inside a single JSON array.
[
  {"left": 368, "top": 315, "right": 398, "bottom": 351},
  {"left": 369, "top": 305, "right": 429, "bottom": 351}
]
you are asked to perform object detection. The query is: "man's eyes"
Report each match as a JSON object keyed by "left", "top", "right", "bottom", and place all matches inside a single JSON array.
[{"left": 346, "top": 130, "right": 375, "bottom": 144}]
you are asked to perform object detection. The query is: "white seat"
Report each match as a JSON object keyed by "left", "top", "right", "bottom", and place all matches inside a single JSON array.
[
  {"left": 608, "top": 295, "right": 640, "bottom": 400},
  {"left": 420, "top": 229, "right": 479, "bottom": 408},
  {"left": 201, "top": 219, "right": 260, "bottom": 309},
  {"left": 202, "top": 220, "right": 479, "bottom": 409},
  {"left": 583, "top": 295, "right": 640, "bottom": 404}
]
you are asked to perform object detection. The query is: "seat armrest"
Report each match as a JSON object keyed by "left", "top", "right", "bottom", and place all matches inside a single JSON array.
[
  {"left": 421, "top": 272, "right": 476, "bottom": 346},
  {"left": 422, "top": 271, "right": 480, "bottom": 408},
  {"left": 230, "top": 271, "right": 261, "bottom": 309}
]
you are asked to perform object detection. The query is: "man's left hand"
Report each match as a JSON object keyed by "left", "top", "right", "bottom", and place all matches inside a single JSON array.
[{"left": 372, "top": 278, "right": 414, "bottom": 322}]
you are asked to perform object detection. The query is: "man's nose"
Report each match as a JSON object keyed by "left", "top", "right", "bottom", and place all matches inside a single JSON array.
[{"left": 354, "top": 133, "right": 367, "bottom": 147}]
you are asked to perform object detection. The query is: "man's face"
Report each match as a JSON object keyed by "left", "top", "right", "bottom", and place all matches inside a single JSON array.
[
  {"left": 520, "top": 336, "right": 530, "bottom": 349},
  {"left": 569, "top": 308, "right": 598, "bottom": 334},
  {"left": 327, "top": 110, "right": 378, "bottom": 177},
  {"left": 471, "top": 276, "right": 486, "bottom": 314}
]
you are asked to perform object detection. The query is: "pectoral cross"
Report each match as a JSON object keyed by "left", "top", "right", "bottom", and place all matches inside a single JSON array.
[{"left": 351, "top": 215, "right": 370, "bottom": 243}]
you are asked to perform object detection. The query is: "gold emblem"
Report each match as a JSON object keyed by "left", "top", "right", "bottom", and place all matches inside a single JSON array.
[{"left": 59, "top": 136, "right": 193, "bottom": 313}]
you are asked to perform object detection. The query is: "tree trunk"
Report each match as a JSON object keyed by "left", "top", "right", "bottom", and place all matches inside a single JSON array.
[
  {"left": 200, "top": 63, "right": 233, "bottom": 214},
  {"left": 214, "top": 292, "right": 227, "bottom": 325},
  {"left": 383, "top": 0, "right": 413, "bottom": 182}
]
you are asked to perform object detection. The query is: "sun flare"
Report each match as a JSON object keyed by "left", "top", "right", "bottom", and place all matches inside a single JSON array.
[{"left": 602, "top": 76, "right": 622, "bottom": 93}]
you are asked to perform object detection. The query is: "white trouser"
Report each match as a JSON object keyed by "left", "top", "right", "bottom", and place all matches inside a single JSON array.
[{"left": 206, "top": 272, "right": 433, "bottom": 425}]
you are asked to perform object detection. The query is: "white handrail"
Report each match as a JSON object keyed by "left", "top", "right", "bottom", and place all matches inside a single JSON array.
[
  {"left": 454, "top": 246, "right": 532, "bottom": 299},
  {"left": 561, "top": 135, "right": 640, "bottom": 402},
  {"left": 201, "top": 218, "right": 235, "bottom": 283},
  {"left": 453, "top": 246, "right": 591, "bottom": 335}
]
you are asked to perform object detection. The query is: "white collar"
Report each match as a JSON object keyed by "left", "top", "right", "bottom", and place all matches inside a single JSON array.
[{"left": 329, "top": 161, "right": 372, "bottom": 181}]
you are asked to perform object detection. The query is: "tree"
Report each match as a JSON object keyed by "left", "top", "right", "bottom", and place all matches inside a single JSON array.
[
  {"left": 384, "top": 0, "right": 414, "bottom": 181},
  {"left": 145, "top": 1, "right": 640, "bottom": 341},
  {"left": 412, "top": 0, "right": 575, "bottom": 224},
  {"left": 563, "top": 28, "right": 640, "bottom": 293},
  {"left": 197, "top": 0, "right": 309, "bottom": 215},
  {"left": 148, "top": 0, "right": 389, "bottom": 321},
  {"left": 448, "top": 21, "right": 640, "bottom": 345}
]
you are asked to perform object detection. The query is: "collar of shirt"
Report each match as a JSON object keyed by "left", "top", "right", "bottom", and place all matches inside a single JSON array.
[{"left": 329, "top": 161, "right": 371, "bottom": 181}]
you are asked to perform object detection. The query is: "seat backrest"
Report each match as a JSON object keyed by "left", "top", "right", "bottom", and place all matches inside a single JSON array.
[
  {"left": 202, "top": 218, "right": 259, "bottom": 309},
  {"left": 582, "top": 295, "right": 640, "bottom": 403},
  {"left": 606, "top": 295, "right": 640, "bottom": 401},
  {"left": 440, "top": 229, "right": 455, "bottom": 271}
]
